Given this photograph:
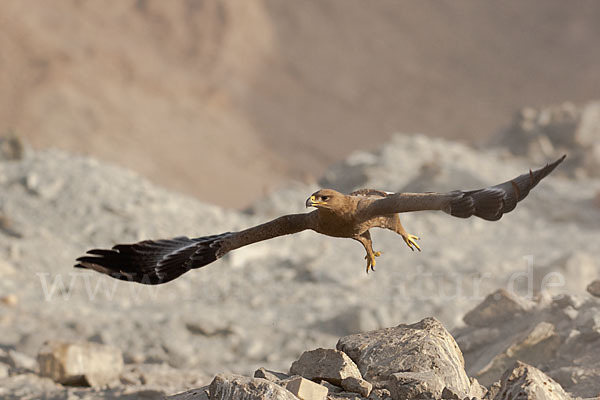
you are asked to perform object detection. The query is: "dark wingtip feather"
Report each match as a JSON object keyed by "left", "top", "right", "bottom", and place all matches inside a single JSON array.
[
  {"left": 530, "top": 154, "right": 566, "bottom": 188},
  {"left": 74, "top": 233, "right": 230, "bottom": 285},
  {"left": 449, "top": 156, "right": 565, "bottom": 221}
]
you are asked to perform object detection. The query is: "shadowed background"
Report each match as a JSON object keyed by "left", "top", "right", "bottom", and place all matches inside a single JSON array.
[{"left": 1, "top": 0, "right": 599, "bottom": 207}]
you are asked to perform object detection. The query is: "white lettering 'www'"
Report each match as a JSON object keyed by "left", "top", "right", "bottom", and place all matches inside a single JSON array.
[{"left": 37, "top": 272, "right": 161, "bottom": 301}]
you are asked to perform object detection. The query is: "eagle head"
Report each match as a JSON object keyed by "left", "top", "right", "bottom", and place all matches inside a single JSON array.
[{"left": 306, "top": 189, "right": 345, "bottom": 210}]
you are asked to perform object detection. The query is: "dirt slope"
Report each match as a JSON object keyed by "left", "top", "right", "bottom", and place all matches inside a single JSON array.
[
  {"left": 1, "top": 0, "right": 599, "bottom": 207},
  {"left": 0, "top": 1, "right": 283, "bottom": 206}
]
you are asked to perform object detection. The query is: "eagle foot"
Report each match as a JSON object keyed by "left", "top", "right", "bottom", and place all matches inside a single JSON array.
[
  {"left": 364, "top": 251, "right": 382, "bottom": 273},
  {"left": 402, "top": 234, "right": 421, "bottom": 252}
]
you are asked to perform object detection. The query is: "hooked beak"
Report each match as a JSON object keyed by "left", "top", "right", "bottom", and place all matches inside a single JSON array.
[
  {"left": 306, "top": 195, "right": 316, "bottom": 208},
  {"left": 306, "top": 195, "right": 327, "bottom": 208}
]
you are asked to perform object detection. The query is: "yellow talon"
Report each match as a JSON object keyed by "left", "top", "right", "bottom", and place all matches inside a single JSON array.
[
  {"left": 403, "top": 234, "right": 421, "bottom": 252},
  {"left": 364, "top": 251, "right": 381, "bottom": 273}
]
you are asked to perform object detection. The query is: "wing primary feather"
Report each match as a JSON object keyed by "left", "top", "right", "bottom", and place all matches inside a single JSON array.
[
  {"left": 449, "top": 155, "right": 565, "bottom": 221},
  {"left": 75, "top": 232, "right": 232, "bottom": 285}
]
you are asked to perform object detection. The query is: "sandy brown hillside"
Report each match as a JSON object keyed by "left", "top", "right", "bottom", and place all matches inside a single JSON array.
[{"left": 1, "top": 0, "right": 599, "bottom": 207}]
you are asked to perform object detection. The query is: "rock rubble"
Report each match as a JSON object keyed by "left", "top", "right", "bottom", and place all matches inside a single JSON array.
[
  {"left": 455, "top": 289, "right": 600, "bottom": 398},
  {"left": 13, "top": 320, "right": 561, "bottom": 400},
  {"left": 168, "top": 316, "right": 575, "bottom": 400}
]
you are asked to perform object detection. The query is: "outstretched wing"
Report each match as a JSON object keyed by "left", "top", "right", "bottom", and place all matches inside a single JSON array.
[
  {"left": 75, "top": 234, "right": 232, "bottom": 284},
  {"left": 359, "top": 155, "right": 565, "bottom": 221},
  {"left": 75, "top": 213, "right": 316, "bottom": 285}
]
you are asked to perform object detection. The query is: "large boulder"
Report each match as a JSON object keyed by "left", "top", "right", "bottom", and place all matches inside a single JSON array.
[{"left": 336, "top": 317, "right": 472, "bottom": 399}]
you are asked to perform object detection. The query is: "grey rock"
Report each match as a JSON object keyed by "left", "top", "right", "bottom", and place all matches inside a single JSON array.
[
  {"left": 0, "top": 213, "right": 23, "bottom": 238},
  {"left": 475, "top": 321, "right": 561, "bottom": 386},
  {"left": 0, "top": 134, "right": 24, "bottom": 161},
  {"left": 494, "top": 361, "right": 571, "bottom": 400},
  {"left": 209, "top": 374, "right": 300, "bottom": 400},
  {"left": 290, "top": 348, "right": 362, "bottom": 386},
  {"left": 368, "top": 388, "right": 391, "bottom": 400},
  {"left": 440, "top": 386, "right": 463, "bottom": 399},
  {"left": 388, "top": 371, "right": 445, "bottom": 400},
  {"left": 37, "top": 340, "right": 124, "bottom": 387},
  {"left": 165, "top": 386, "right": 210, "bottom": 400},
  {"left": 340, "top": 377, "right": 372, "bottom": 397},
  {"left": 551, "top": 293, "right": 585, "bottom": 310},
  {"left": 574, "top": 307, "right": 600, "bottom": 341},
  {"left": 25, "top": 171, "right": 65, "bottom": 199},
  {"left": 484, "top": 381, "right": 502, "bottom": 400},
  {"left": 467, "top": 377, "right": 488, "bottom": 399},
  {"left": 463, "top": 289, "right": 529, "bottom": 328},
  {"left": 586, "top": 280, "right": 600, "bottom": 298},
  {"left": 0, "top": 362, "right": 9, "bottom": 378},
  {"left": 319, "top": 380, "right": 342, "bottom": 393},
  {"left": 455, "top": 327, "right": 501, "bottom": 353},
  {"left": 185, "top": 314, "right": 235, "bottom": 337},
  {"left": 7, "top": 349, "right": 37, "bottom": 372},
  {"left": 254, "top": 368, "right": 291, "bottom": 383},
  {"left": 285, "top": 376, "right": 328, "bottom": 400},
  {"left": 337, "top": 317, "right": 470, "bottom": 397}
]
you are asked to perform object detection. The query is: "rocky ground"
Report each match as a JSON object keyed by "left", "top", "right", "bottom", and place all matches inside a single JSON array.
[{"left": 0, "top": 102, "right": 599, "bottom": 398}]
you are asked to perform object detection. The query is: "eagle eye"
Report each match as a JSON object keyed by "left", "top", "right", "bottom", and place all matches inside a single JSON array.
[{"left": 321, "top": 196, "right": 330, "bottom": 201}]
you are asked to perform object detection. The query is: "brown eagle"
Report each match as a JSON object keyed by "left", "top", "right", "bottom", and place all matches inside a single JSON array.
[{"left": 75, "top": 156, "right": 565, "bottom": 284}]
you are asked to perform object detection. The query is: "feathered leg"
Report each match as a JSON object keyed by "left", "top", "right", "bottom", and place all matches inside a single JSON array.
[{"left": 353, "top": 231, "right": 381, "bottom": 273}]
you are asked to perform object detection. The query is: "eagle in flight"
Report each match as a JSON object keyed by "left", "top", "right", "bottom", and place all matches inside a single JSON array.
[{"left": 76, "top": 156, "right": 565, "bottom": 284}]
